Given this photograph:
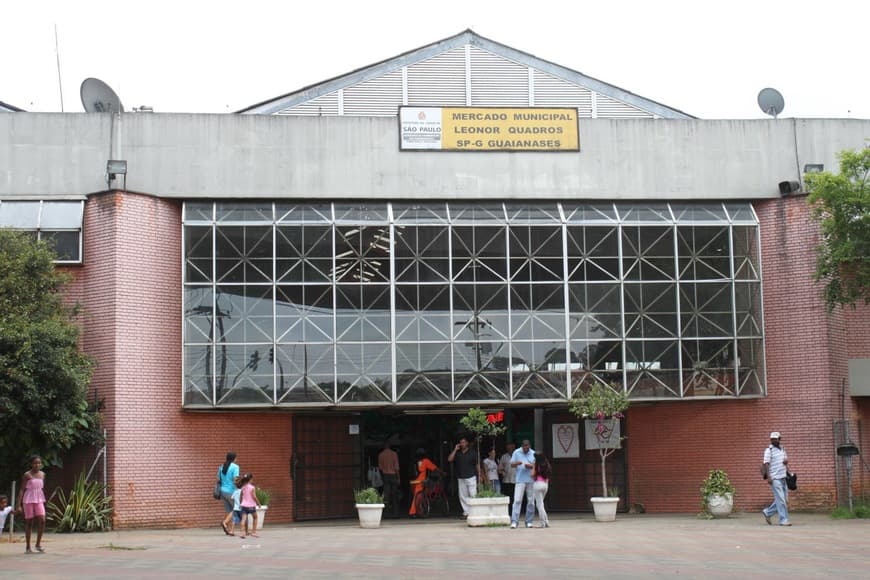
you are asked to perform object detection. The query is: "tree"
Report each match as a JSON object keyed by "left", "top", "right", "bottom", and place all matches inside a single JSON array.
[
  {"left": 0, "top": 229, "right": 101, "bottom": 486},
  {"left": 459, "top": 408, "right": 506, "bottom": 492},
  {"left": 569, "top": 382, "right": 629, "bottom": 498},
  {"left": 805, "top": 146, "right": 870, "bottom": 310}
]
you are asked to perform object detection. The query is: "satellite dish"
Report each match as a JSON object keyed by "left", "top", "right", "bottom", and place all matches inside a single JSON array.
[
  {"left": 757, "top": 88, "right": 784, "bottom": 118},
  {"left": 80, "top": 78, "right": 124, "bottom": 113}
]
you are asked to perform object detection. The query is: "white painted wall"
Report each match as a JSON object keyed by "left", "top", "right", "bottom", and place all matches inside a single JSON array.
[{"left": 1, "top": 114, "right": 867, "bottom": 200}]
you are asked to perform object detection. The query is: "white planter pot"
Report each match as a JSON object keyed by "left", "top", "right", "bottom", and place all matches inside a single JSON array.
[
  {"left": 246, "top": 505, "right": 268, "bottom": 529},
  {"left": 356, "top": 503, "right": 385, "bottom": 528},
  {"left": 706, "top": 493, "right": 733, "bottom": 518},
  {"left": 466, "top": 496, "right": 511, "bottom": 527},
  {"left": 591, "top": 497, "right": 619, "bottom": 522}
]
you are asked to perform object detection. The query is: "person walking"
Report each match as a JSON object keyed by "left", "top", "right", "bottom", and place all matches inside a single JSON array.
[
  {"left": 509, "top": 439, "right": 536, "bottom": 529},
  {"left": 761, "top": 431, "right": 791, "bottom": 526},
  {"left": 408, "top": 448, "right": 438, "bottom": 518},
  {"left": 378, "top": 440, "right": 401, "bottom": 518},
  {"left": 239, "top": 472, "right": 262, "bottom": 538},
  {"left": 218, "top": 452, "right": 240, "bottom": 534},
  {"left": 531, "top": 453, "right": 551, "bottom": 528},
  {"left": 448, "top": 436, "right": 481, "bottom": 519},
  {"left": 17, "top": 455, "right": 47, "bottom": 553},
  {"left": 498, "top": 442, "right": 517, "bottom": 506}
]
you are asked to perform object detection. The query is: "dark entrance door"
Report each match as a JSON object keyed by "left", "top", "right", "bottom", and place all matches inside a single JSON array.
[{"left": 292, "top": 415, "right": 361, "bottom": 520}]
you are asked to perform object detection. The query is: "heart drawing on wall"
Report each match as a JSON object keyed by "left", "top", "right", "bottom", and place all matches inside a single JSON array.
[{"left": 557, "top": 424, "right": 575, "bottom": 453}]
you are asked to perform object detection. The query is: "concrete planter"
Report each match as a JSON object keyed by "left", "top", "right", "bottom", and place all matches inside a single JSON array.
[
  {"left": 591, "top": 497, "right": 619, "bottom": 522},
  {"left": 246, "top": 505, "right": 268, "bottom": 529},
  {"left": 466, "top": 496, "right": 511, "bottom": 527},
  {"left": 355, "top": 503, "right": 385, "bottom": 528},
  {"left": 706, "top": 493, "right": 734, "bottom": 518}
]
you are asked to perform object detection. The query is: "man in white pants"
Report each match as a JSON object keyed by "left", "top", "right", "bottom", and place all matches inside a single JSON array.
[
  {"left": 510, "top": 439, "right": 536, "bottom": 529},
  {"left": 448, "top": 436, "right": 480, "bottom": 518}
]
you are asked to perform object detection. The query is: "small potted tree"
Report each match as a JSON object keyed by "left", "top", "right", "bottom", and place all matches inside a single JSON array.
[
  {"left": 460, "top": 408, "right": 510, "bottom": 526},
  {"left": 354, "top": 487, "right": 385, "bottom": 528},
  {"left": 569, "top": 382, "right": 629, "bottom": 522},
  {"left": 254, "top": 488, "right": 271, "bottom": 528},
  {"left": 700, "top": 469, "right": 735, "bottom": 518}
]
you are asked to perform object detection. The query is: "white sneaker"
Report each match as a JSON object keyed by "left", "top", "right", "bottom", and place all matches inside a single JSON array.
[
  {"left": 510, "top": 522, "right": 517, "bottom": 529},
  {"left": 525, "top": 522, "right": 533, "bottom": 528}
]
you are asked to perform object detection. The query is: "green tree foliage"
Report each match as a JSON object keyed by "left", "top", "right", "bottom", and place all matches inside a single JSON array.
[
  {"left": 0, "top": 229, "right": 100, "bottom": 485},
  {"left": 806, "top": 147, "right": 870, "bottom": 310}
]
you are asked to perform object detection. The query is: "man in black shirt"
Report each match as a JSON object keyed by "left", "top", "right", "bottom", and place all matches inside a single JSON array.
[{"left": 448, "top": 436, "right": 481, "bottom": 518}]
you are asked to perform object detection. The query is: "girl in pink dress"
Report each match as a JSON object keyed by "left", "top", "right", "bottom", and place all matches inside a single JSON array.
[
  {"left": 238, "top": 473, "right": 261, "bottom": 539},
  {"left": 17, "top": 455, "right": 47, "bottom": 553}
]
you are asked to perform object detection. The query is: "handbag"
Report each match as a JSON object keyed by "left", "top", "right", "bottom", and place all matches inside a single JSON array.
[
  {"left": 213, "top": 480, "right": 222, "bottom": 499},
  {"left": 785, "top": 471, "right": 797, "bottom": 491}
]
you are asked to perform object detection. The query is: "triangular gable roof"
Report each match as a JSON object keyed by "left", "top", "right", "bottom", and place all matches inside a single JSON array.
[
  {"left": 238, "top": 29, "right": 694, "bottom": 119},
  {"left": 0, "top": 100, "right": 25, "bottom": 113}
]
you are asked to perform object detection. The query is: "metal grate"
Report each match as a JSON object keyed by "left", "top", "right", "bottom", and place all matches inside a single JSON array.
[
  {"left": 533, "top": 69, "right": 594, "bottom": 116},
  {"left": 469, "top": 46, "right": 529, "bottom": 106},
  {"left": 595, "top": 93, "right": 654, "bottom": 118},
  {"left": 407, "top": 47, "right": 466, "bottom": 106},
  {"left": 277, "top": 92, "right": 340, "bottom": 116},
  {"left": 343, "top": 69, "right": 403, "bottom": 116}
]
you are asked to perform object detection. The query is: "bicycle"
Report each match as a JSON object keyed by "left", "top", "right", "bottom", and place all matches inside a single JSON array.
[{"left": 412, "top": 470, "right": 450, "bottom": 518}]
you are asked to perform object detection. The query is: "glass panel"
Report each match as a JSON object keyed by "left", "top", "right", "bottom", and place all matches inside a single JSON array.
[
  {"left": 624, "top": 283, "right": 677, "bottom": 339},
  {"left": 510, "top": 283, "right": 565, "bottom": 340},
  {"left": 570, "top": 340, "right": 621, "bottom": 394},
  {"left": 333, "top": 203, "right": 388, "bottom": 223},
  {"left": 276, "top": 285, "right": 333, "bottom": 342},
  {"left": 184, "top": 344, "right": 212, "bottom": 405},
  {"left": 335, "top": 284, "right": 391, "bottom": 341},
  {"left": 217, "top": 202, "right": 273, "bottom": 222},
  {"left": 567, "top": 226, "right": 619, "bottom": 282},
  {"left": 395, "top": 285, "right": 451, "bottom": 341},
  {"left": 0, "top": 201, "right": 39, "bottom": 228},
  {"left": 41, "top": 230, "right": 80, "bottom": 261},
  {"left": 215, "top": 344, "right": 275, "bottom": 405},
  {"left": 504, "top": 203, "right": 561, "bottom": 224},
  {"left": 184, "top": 201, "right": 213, "bottom": 222},
  {"left": 184, "top": 286, "right": 215, "bottom": 343},
  {"left": 395, "top": 226, "right": 450, "bottom": 283},
  {"left": 679, "top": 282, "right": 734, "bottom": 337},
  {"left": 392, "top": 202, "right": 449, "bottom": 224},
  {"left": 509, "top": 226, "right": 563, "bottom": 282},
  {"left": 276, "top": 203, "right": 332, "bottom": 223},
  {"left": 568, "top": 283, "right": 621, "bottom": 339},
  {"left": 510, "top": 341, "right": 570, "bottom": 400},
  {"left": 625, "top": 340, "right": 679, "bottom": 399},
  {"left": 453, "top": 340, "right": 508, "bottom": 401},
  {"left": 562, "top": 203, "right": 617, "bottom": 223},
  {"left": 275, "top": 343, "right": 335, "bottom": 404},
  {"left": 396, "top": 343, "right": 452, "bottom": 401},
  {"left": 448, "top": 203, "right": 506, "bottom": 223},
  {"left": 733, "top": 226, "right": 760, "bottom": 280},
  {"left": 335, "top": 226, "right": 391, "bottom": 283},
  {"left": 185, "top": 226, "right": 213, "bottom": 283},
  {"left": 617, "top": 203, "right": 672, "bottom": 223},
  {"left": 336, "top": 343, "right": 392, "bottom": 402},
  {"left": 276, "top": 225, "right": 332, "bottom": 283},
  {"left": 216, "top": 226, "right": 273, "bottom": 283},
  {"left": 622, "top": 225, "right": 675, "bottom": 281},
  {"left": 41, "top": 201, "right": 84, "bottom": 228},
  {"left": 724, "top": 203, "right": 757, "bottom": 223},
  {"left": 735, "top": 282, "right": 763, "bottom": 337},
  {"left": 736, "top": 338, "right": 764, "bottom": 395},
  {"left": 681, "top": 339, "right": 735, "bottom": 397},
  {"left": 671, "top": 203, "right": 727, "bottom": 223},
  {"left": 452, "top": 226, "right": 507, "bottom": 282},
  {"left": 453, "top": 284, "right": 509, "bottom": 341},
  {"left": 677, "top": 226, "right": 730, "bottom": 280},
  {"left": 215, "top": 286, "right": 274, "bottom": 343}
]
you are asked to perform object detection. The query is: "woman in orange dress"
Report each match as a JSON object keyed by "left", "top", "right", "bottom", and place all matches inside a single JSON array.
[{"left": 408, "top": 448, "right": 438, "bottom": 517}]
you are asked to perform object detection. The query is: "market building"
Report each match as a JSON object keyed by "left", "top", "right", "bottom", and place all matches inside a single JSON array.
[{"left": 1, "top": 30, "right": 868, "bottom": 527}]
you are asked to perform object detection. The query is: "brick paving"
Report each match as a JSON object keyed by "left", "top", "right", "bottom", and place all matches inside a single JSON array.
[{"left": 1, "top": 513, "right": 868, "bottom": 579}]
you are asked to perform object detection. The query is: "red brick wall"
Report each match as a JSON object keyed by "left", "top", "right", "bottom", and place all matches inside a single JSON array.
[
  {"left": 629, "top": 197, "right": 844, "bottom": 512},
  {"left": 76, "top": 192, "right": 294, "bottom": 528}
]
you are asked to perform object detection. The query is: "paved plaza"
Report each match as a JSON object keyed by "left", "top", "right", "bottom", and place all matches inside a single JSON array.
[{"left": 1, "top": 513, "right": 868, "bottom": 579}]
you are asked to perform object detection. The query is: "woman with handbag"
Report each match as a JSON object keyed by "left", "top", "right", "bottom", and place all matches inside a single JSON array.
[{"left": 217, "top": 451, "right": 239, "bottom": 534}]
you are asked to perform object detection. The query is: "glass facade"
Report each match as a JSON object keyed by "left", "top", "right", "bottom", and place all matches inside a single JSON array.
[
  {"left": 0, "top": 200, "right": 84, "bottom": 262},
  {"left": 183, "top": 201, "right": 764, "bottom": 407}
]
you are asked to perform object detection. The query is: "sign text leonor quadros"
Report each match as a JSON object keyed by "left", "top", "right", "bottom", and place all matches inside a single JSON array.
[{"left": 399, "top": 107, "right": 579, "bottom": 151}]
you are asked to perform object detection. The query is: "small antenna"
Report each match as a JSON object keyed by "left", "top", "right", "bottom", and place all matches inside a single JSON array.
[
  {"left": 757, "top": 88, "right": 785, "bottom": 118},
  {"left": 54, "top": 24, "right": 64, "bottom": 112}
]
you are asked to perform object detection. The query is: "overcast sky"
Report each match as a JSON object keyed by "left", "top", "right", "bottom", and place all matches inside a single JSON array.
[{"left": 2, "top": 0, "right": 868, "bottom": 119}]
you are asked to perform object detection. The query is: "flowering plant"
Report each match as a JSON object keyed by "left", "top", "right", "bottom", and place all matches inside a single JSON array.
[
  {"left": 569, "top": 382, "right": 630, "bottom": 498},
  {"left": 460, "top": 408, "right": 507, "bottom": 493}
]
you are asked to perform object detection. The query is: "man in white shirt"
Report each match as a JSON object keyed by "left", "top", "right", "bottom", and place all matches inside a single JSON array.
[
  {"left": 761, "top": 431, "right": 791, "bottom": 526},
  {"left": 509, "top": 439, "right": 536, "bottom": 529},
  {"left": 498, "top": 442, "right": 517, "bottom": 513}
]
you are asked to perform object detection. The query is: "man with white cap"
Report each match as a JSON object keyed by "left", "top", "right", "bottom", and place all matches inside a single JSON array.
[{"left": 761, "top": 431, "right": 791, "bottom": 526}]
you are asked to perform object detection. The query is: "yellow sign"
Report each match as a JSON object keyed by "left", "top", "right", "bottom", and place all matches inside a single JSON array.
[{"left": 399, "top": 107, "right": 579, "bottom": 151}]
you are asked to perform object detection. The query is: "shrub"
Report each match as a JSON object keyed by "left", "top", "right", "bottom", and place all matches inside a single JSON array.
[
  {"left": 353, "top": 487, "right": 383, "bottom": 504},
  {"left": 255, "top": 488, "right": 271, "bottom": 506},
  {"left": 474, "top": 487, "right": 502, "bottom": 499},
  {"left": 700, "top": 469, "right": 735, "bottom": 513},
  {"left": 47, "top": 472, "right": 112, "bottom": 532}
]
